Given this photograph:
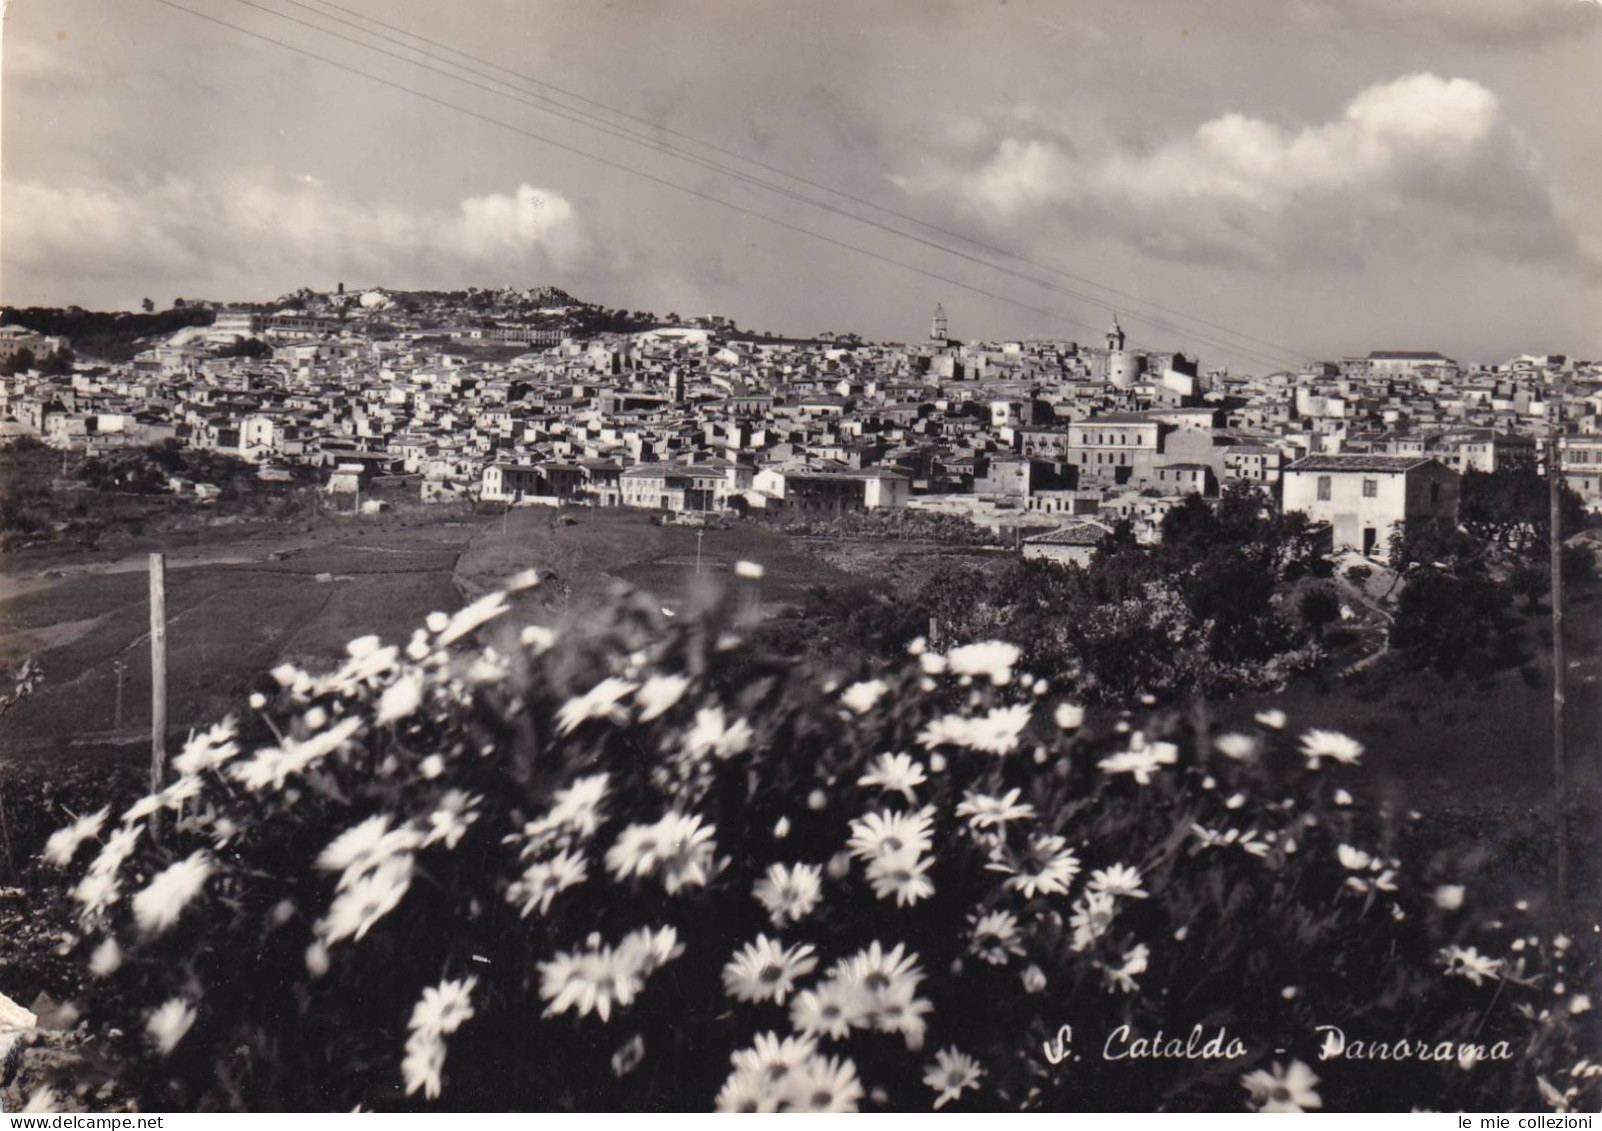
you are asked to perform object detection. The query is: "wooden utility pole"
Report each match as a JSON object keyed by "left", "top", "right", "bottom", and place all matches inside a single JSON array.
[
  {"left": 149, "top": 554, "right": 168, "bottom": 799},
  {"left": 112, "top": 660, "right": 126, "bottom": 731},
  {"left": 1547, "top": 390, "right": 1569, "bottom": 912}
]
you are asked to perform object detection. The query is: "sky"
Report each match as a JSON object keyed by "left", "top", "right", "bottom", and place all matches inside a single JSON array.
[{"left": 3, "top": 0, "right": 1601, "bottom": 369}]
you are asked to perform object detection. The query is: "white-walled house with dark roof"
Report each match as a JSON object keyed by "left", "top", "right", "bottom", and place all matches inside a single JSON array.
[{"left": 1282, "top": 454, "right": 1459, "bottom": 557}]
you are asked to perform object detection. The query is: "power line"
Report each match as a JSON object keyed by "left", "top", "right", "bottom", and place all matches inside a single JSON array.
[
  {"left": 216, "top": 0, "right": 1293, "bottom": 368},
  {"left": 146, "top": 0, "right": 1114, "bottom": 342},
  {"left": 151, "top": 0, "right": 1296, "bottom": 368},
  {"left": 304, "top": 0, "right": 1314, "bottom": 368}
]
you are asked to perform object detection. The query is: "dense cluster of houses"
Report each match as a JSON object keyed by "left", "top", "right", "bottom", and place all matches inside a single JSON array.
[{"left": 2, "top": 290, "right": 1598, "bottom": 566}]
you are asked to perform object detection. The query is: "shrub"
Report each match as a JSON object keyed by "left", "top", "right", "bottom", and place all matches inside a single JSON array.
[
  {"left": 1298, "top": 585, "right": 1342, "bottom": 639},
  {"left": 30, "top": 573, "right": 1600, "bottom": 1112}
]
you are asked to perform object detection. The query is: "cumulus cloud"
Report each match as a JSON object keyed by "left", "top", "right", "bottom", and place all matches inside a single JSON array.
[
  {"left": 898, "top": 74, "right": 1585, "bottom": 274},
  {"left": 2, "top": 176, "right": 590, "bottom": 300}
]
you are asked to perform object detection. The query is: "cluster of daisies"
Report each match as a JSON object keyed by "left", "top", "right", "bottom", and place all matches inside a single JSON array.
[
  {"left": 714, "top": 943, "right": 986, "bottom": 1113},
  {"left": 39, "top": 581, "right": 1587, "bottom": 1115}
]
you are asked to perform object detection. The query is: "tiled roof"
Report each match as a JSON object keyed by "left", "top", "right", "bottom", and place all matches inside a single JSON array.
[
  {"left": 1286, "top": 454, "right": 1435, "bottom": 473},
  {"left": 1024, "top": 520, "right": 1113, "bottom": 546}
]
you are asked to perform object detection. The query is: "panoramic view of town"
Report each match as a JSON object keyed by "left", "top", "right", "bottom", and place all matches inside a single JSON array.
[{"left": 2, "top": 0, "right": 1599, "bottom": 1118}]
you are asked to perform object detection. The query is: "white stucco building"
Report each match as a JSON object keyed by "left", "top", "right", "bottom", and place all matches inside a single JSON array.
[{"left": 1282, "top": 454, "right": 1459, "bottom": 556}]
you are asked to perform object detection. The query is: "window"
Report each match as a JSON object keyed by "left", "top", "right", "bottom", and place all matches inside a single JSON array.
[
  {"left": 1362, "top": 479, "right": 1377, "bottom": 498},
  {"left": 1317, "top": 476, "right": 1331, "bottom": 501}
]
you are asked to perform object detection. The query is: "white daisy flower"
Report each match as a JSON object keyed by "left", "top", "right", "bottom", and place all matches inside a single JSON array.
[
  {"left": 1242, "top": 1059, "right": 1322, "bottom": 1112},
  {"left": 1440, "top": 945, "right": 1503, "bottom": 987},
  {"left": 508, "top": 849, "right": 588, "bottom": 918},
  {"left": 375, "top": 673, "right": 425, "bottom": 726},
  {"left": 1213, "top": 732, "right": 1259, "bottom": 761},
  {"left": 1299, "top": 728, "right": 1364, "bottom": 769},
  {"left": 988, "top": 833, "right": 1081, "bottom": 899},
  {"left": 955, "top": 787, "right": 1035, "bottom": 829},
  {"left": 170, "top": 719, "right": 240, "bottom": 776},
  {"left": 131, "top": 851, "right": 214, "bottom": 936},
  {"left": 722, "top": 935, "right": 819, "bottom": 1004},
  {"left": 847, "top": 807, "right": 936, "bottom": 864},
  {"left": 865, "top": 847, "right": 936, "bottom": 907},
  {"left": 1068, "top": 891, "right": 1118, "bottom": 952},
  {"left": 1103, "top": 942, "right": 1150, "bottom": 993},
  {"left": 555, "top": 676, "right": 638, "bottom": 735},
  {"left": 968, "top": 910, "right": 1026, "bottom": 965},
  {"left": 527, "top": 773, "right": 610, "bottom": 844},
  {"left": 1098, "top": 737, "right": 1179, "bottom": 784},
  {"left": 604, "top": 811, "right": 718, "bottom": 894},
  {"left": 754, "top": 862, "right": 824, "bottom": 926},
  {"left": 781, "top": 1054, "right": 864, "bottom": 1112},
  {"left": 318, "top": 854, "right": 414, "bottom": 945},
  {"left": 409, "top": 976, "right": 476, "bottom": 1038},
  {"left": 857, "top": 752, "right": 928, "bottom": 802},
  {"left": 635, "top": 674, "right": 690, "bottom": 722},
  {"left": 145, "top": 998, "right": 197, "bottom": 1056},
  {"left": 1087, "top": 863, "right": 1148, "bottom": 900},
  {"left": 789, "top": 978, "right": 874, "bottom": 1040},
  {"left": 682, "top": 706, "right": 755, "bottom": 760},
  {"left": 840, "top": 679, "right": 889, "bottom": 715},
  {"left": 436, "top": 591, "right": 509, "bottom": 646},
  {"left": 946, "top": 641, "right": 1021, "bottom": 685},
  {"left": 402, "top": 1030, "right": 446, "bottom": 1100},
  {"left": 42, "top": 808, "right": 109, "bottom": 869}
]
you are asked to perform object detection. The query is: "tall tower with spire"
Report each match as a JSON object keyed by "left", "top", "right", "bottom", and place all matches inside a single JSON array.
[
  {"left": 931, "top": 303, "right": 949, "bottom": 347},
  {"left": 1104, "top": 313, "right": 1141, "bottom": 388}
]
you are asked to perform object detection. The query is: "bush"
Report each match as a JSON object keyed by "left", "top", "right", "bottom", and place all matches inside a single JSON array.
[
  {"left": 29, "top": 574, "right": 1600, "bottom": 1112},
  {"left": 1298, "top": 585, "right": 1342, "bottom": 638}
]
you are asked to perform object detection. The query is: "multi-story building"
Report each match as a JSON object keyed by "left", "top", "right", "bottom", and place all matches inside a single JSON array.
[{"left": 1282, "top": 454, "right": 1460, "bottom": 556}]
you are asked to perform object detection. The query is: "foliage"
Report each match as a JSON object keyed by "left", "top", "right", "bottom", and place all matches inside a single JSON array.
[
  {"left": 1390, "top": 569, "right": 1524, "bottom": 677},
  {"left": 214, "top": 338, "right": 273, "bottom": 360},
  {"left": 1460, "top": 468, "right": 1586, "bottom": 561},
  {"left": 39, "top": 349, "right": 77, "bottom": 376},
  {"left": 0, "top": 306, "right": 215, "bottom": 363},
  {"left": 810, "top": 488, "right": 1334, "bottom": 704},
  {"left": 762, "top": 508, "right": 998, "bottom": 546},
  {"left": 1298, "top": 585, "right": 1342, "bottom": 639},
  {"left": 32, "top": 575, "right": 1598, "bottom": 1112},
  {"left": 1, "top": 348, "right": 37, "bottom": 376}
]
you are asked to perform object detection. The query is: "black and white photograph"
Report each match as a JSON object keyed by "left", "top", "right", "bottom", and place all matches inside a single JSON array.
[{"left": 1, "top": 0, "right": 1599, "bottom": 1115}]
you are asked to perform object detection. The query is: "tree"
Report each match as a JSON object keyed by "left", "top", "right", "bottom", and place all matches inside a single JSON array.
[
  {"left": 1299, "top": 584, "right": 1341, "bottom": 640},
  {"left": 1391, "top": 569, "right": 1521, "bottom": 677},
  {"left": 217, "top": 337, "right": 272, "bottom": 360},
  {"left": 1459, "top": 467, "right": 1584, "bottom": 560},
  {"left": 141, "top": 298, "right": 155, "bottom": 313},
  {"left": 39, "top": 348, "right": 75, "bottom": 376},
  {"left": 1509, "top": 563, "right": 1550, "bottom": 612},
  {"left": 173, "top": 298, "right": 186, "bottom": 309},
  {"left": 1387, "top": 516, "right": 1476, "bottom": 578},
  {"left": 1562, "top": 541, "right": 1598, "bottom": 586},
  {"left": 1, "top": 348, "right": 36, "bottom": 376}
]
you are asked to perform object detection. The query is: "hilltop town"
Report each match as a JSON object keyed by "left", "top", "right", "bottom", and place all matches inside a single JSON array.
[{"left": 2, "top": 286, "right": 1598, "bottom": 562}]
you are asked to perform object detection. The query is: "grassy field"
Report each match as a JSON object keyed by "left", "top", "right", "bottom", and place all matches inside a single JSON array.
[
  {"left": 0, "top": 512, "right": 481, "bottom": 764},
  {"left": 454, "top": 506, "right": 866, "bottom": 615}
]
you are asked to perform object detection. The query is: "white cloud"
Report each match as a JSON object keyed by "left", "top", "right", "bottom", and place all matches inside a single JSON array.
[
  {"left": 2, "top": 176, "right": 589, "bottom": 299},
  {"left": 900, "top": 73, "right": 1584, "bottom": 273}
]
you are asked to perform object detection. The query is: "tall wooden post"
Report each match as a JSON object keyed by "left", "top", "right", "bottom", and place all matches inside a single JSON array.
[
  {"left": 1547, "top": 400, "right": 1568, "bottom": 912},
  {"left": 149, "top": 554, "right": 168, "bottom": 799}
]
